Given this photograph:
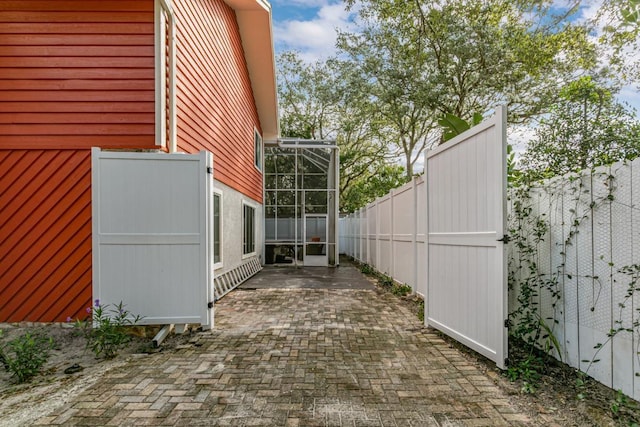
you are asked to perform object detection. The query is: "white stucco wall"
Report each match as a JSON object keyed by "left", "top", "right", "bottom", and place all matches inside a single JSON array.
[{"left": 214, "top": 180, "right": 263, "bottom": 275}]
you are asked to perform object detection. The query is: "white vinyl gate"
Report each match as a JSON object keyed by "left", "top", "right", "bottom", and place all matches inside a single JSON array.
[
  {"left": 92, "top": 148, "right": 214, "bottom": 329},
  {"left": 425, "top": 106, "right": 508, "bottom": 369}
]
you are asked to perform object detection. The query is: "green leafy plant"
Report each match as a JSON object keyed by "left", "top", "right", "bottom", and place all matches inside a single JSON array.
[
  {"left": 438, "top": 112, "right": 483, "bottom": 142},
  {"left": 392, "top": 284, "right": 412, "bottom": 296},
  {"left": 506, "top": 353, "right": 543, "bottom": 394},
  {"left": 574, "top": 371, "right": 588, "bottom": 401},
  {"left": 0, "top": 329, "right": 54, "bottom": 383},
  {"left": 360, "top": 263, "right": 375, "bottom": 275},
  {"left": 379, "top": 274, "right": 394, "bottom": 289},
  {"left": 73, "top": 300, "right": 142, "bottom": 359}
]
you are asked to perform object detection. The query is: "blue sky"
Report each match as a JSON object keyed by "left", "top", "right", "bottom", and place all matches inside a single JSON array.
[
  {"left": 270, "top": 0, "right": 357, "bottom": 62},
  {"left": 269, "top": 0, "right": 640, "bottom": 113}
]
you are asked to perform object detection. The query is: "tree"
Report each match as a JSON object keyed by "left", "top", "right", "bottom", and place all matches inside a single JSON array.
[
  {"left": 341, "top": 0, "right": 599, "bottom": 136},
  {"left": 341, "top": 164, "right": 408, "bottom": 213},
  {"left": 276, "top": 51, "right": 393, "bottom": 211},
  {"left": 520, "top": 76, "right": 640, "bottom": 177},
  {"left": 337, "top": 8, "right": 441, "bottom": 178},
  {"left": 591, "top": 0, "right": 640, "bottom": 87}
]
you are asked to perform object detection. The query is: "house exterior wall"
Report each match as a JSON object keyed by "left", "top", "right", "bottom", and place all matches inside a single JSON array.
[
  {"left": 173, "top": 0, "right": 263, "bottom": 204},
  {"left": 0, "top": 0, "right": 269, "bottom": 322},
  {"left": 214, "top": 180, "right": 263, "bottom": 275},
  {"left": 0, "top": 150, "right": 93, "bottom": 321},
  {"left": 0, "top": 1, "right": 157, "bottom": 149},
  {"left": 0, "top": 1, "right": 156, "bottom": 322}
]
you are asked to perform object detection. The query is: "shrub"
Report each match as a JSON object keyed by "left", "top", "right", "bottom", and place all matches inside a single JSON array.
[
  {"left": 73, "top": 300, "right": 142, "bottom": 359},
  {"left": 392, "top": 284, "right": 412, "bottom": 296},
  {"left": 379, "top": 275, "right": 394, "bottom": 289},
  {"left": 0, "top": 329, "right": 54, "bottom": 383}
]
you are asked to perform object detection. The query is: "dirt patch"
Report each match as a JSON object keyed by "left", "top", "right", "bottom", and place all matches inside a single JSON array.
[{"left": 0, "top": 323, "right": 191, "bottom": 426}]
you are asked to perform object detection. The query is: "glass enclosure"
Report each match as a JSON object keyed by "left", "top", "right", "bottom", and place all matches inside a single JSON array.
[{"left": 264, "top": 141, "right": 339, "bottom": 266}]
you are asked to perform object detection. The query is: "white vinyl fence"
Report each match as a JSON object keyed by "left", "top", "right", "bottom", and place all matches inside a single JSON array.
[
  {"left": 340, "top": 156, "right": 640, "bottom": 400},
  {"left": 92, "top": 149, "right": 214, "bottom": 329},
  {"left": 508, "top": 158, "right": 640, "bottom": 400},
  {"left": 340, "top": 176, "right": 427, "bottom": 296}
]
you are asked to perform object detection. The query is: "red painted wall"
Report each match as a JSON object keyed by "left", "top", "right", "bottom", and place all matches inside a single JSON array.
[
  {"left": 0, "top": 1, "right": 155, "bottom": 322},
  {"left": 0, "top": 150, "right": 93, "bottom": 321},
  {"left": 174, "top": 0, "right": 263, "bottom": 203},
  {"left": 0, "top": 0, "right": 156, "bottom": 149},
  {"left": 0, "top": 0, "right": 266, "bottom": 322}
]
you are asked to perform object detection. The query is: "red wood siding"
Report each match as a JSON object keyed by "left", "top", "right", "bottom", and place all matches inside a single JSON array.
[
  {"left": 0, "top": 0, "right": 156, "bottom": 149},
  {"left": 0, "top": 150, "right": 92, "bottom": 322},
  {"left": 173, "top": 0, "right": 263, "bottom": 203}
]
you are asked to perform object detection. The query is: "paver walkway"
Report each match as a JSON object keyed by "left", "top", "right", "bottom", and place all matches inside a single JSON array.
[{"left": 34, "top": 265, "right": 532, "bottom": 426}]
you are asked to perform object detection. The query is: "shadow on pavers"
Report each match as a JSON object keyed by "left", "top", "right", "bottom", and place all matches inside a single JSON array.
[{"left": 239, "top": 258, "right": 375, "bottom": 290}]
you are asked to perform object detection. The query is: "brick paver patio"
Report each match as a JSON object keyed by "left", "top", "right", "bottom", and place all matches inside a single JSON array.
[{"left": 33, "top": 267, "right": 532, "bottom": 426}]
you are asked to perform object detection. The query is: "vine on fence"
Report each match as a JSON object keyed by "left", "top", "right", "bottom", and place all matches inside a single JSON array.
[{"left": 507, "top": 162, "right": 640, "bottom": 396}]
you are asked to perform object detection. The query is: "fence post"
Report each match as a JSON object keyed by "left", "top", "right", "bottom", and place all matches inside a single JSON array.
[
  {"left": 375, "top": 199, "right": 380, "bottom": 270},
  {"left": 411, "top": 176, "right": 420, "bottom": 295},
  {"left": 390, "top": 189, "right": 395, "bottom": 279}
]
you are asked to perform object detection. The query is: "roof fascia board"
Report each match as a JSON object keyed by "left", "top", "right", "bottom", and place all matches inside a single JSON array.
[{"left": 223, "top": 0, "right": 279, "bottom": 140}]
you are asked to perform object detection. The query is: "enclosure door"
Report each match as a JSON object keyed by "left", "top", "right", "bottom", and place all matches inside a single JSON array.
[
  {"left": 304, "top": 214, "right": 328, "bottom": 267},
  {"left": 425, "top": 106, "right": 508, "bottom": 369}
]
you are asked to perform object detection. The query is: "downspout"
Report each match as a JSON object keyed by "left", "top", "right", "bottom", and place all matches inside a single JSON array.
[{"left": 157, "top": 0, "right": 177, "bottom": 153}]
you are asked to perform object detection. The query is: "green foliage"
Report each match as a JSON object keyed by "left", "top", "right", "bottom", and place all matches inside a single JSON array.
[
  {"left": 509, "top": 158, "right": 640, "bottom": 406},
  {"left": 379, "top": 274, "right": 394, "bottom": 289},
  {"left": 438, "top": 113, "right": 483, "bottom": 142},
  {"left": 520, "top": 77, "right": 640, "bottom": 178},
  {"left": 392, "top": 284, "right": 412, "bottom": 296},
  {"left": 0, "top": 329, "right": 54, "bottom": 383},
  {"left": 506, "top": 353, "right": 543, "bottom": 394},
  {"left": 74, "top": 300, "right": 142, "bottom": 359},
  {"left": 343, "top": 0, "right": 598, "bottom": 127},
  {"left": 341, "top": 163, "right": 409, "bottom": 213},
  {"left": 360, "top": 263, "right": 375, "bottom": 275},
  {"left": 276, "top": 51, "right": 395, "bottom": 211},
  {"left": 621, "top": 0, "right": 640, "bottom": 24}
]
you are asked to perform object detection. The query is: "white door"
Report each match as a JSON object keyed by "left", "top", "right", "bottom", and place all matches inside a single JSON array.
[
  {"left": 304, "top": 214, "right": 328, "bottom": 266},
  {"left": 425, "top": 106, "right": 508, "bottom": 369},
  {"left": 92, "top": 148, "right": 214, "bottom": 329}
]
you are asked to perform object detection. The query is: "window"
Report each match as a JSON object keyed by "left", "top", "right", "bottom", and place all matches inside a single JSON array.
[
  {"left": 213, "top": 192, "right": 222, "bottom": 265},
  {"left": 254, "top": 129, "right": 262, "bottom": 171},
  {"left": 243, "top": 203, "right": 255, "bottom": 255}
]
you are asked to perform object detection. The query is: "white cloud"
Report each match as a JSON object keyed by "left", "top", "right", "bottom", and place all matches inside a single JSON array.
[{"left": 273, "top": 1, "right": 359, "bottom": 63}]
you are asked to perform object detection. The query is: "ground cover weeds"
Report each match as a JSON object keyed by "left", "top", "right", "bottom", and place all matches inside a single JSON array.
[
  {"left": 72, "top": 300, "right": 143, "bottom": 359},
  {"left": 0, "top": 329, "right": 53, "bottom": 383},
  {"left": 356, "top": 260, "right": 423, "bottom": 321}
]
